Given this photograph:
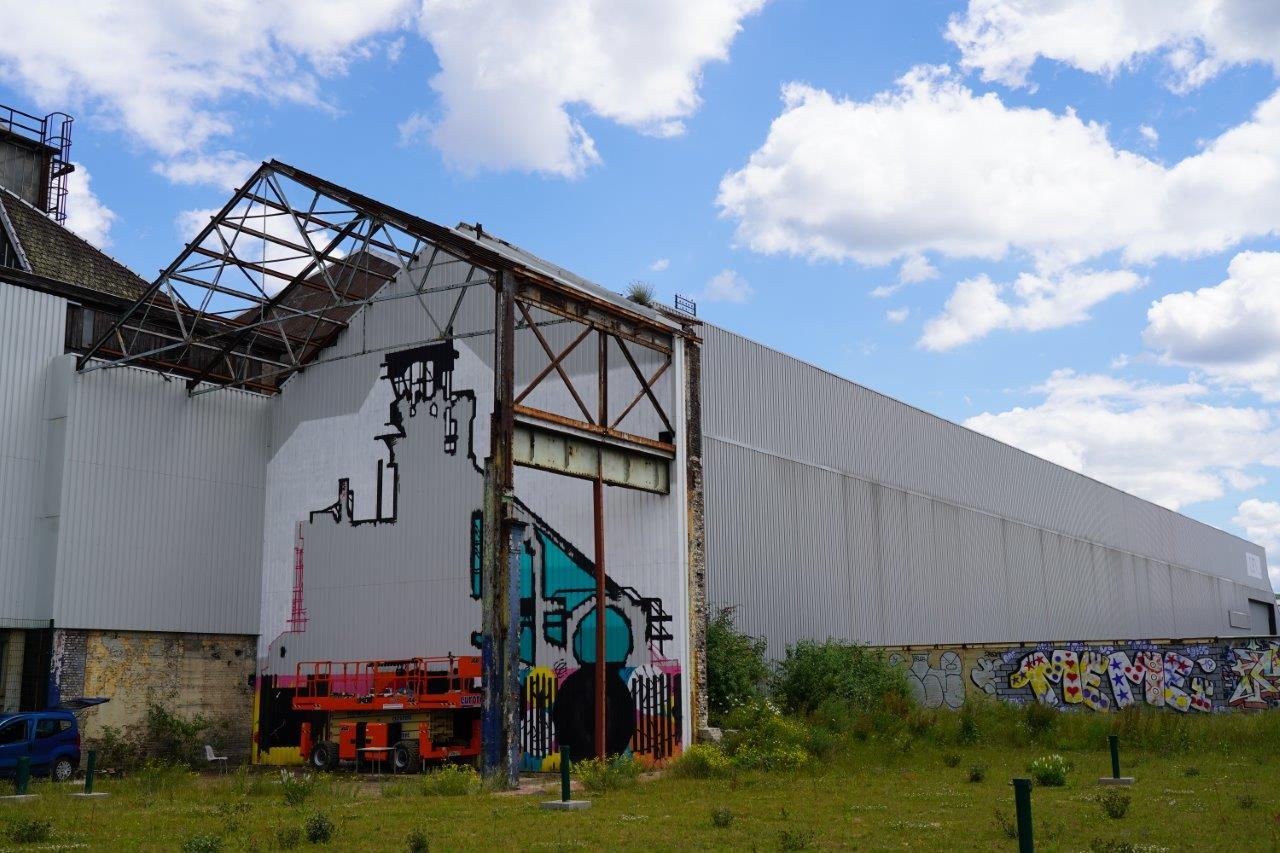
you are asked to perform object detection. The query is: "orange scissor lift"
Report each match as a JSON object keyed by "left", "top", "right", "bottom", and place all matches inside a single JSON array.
[{"left": 293, "top": 655, "right": 483, "bottom": 773}]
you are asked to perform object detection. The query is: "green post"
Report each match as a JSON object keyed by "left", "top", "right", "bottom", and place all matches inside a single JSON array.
[
  {"left": 560, "top": 747, "right": 571, "bottom": 802},
  {"left": 85, "top": 750, "right": 98, "bottom": 794},
  {"left": 15, "top": 756, "right": 30, "bottom": 796},
  {"left": 1012, "top": 778, "right": 1034, "bottom": 853},
  {"left": 1108, "top": 735, "right": 1120, "bottom": 780}
]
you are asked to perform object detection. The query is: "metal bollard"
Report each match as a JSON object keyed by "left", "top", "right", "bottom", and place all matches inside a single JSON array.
[
  {"left": 1108, "top": 735, "right": 1121, "bottom": 780},
  {"left": 560, "top": 746, "right": 571, "bottom": 802},
  {"left": 85, "top": 750, "right": 98, "bottom": 794},
  {"left": 15, "top": 756, "right": 30, "bottom": 796},
  {"left": 1012, "top": 778, "right": 1034, "bottom": 853}
]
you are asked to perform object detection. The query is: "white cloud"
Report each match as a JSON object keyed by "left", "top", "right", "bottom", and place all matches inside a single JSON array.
[
  {"left": 718, "top": 67, "right": 1280, "bottom": 271},
  {"left": 62, "top": 163, "right": 116, "bottom": 249},
  {"left": 1139, "top": 124, "right": 1159, "bottom": 147},
  {"left": 0, "top": 1, "right": 411, "bottom": 183},
  {"left": 154, "top": 151, "right": 258, "bottom": 189},
  {"left": 175, "top": 208, "right": 219, "bottom": 241},
  {"left": 920, "top": 268, "right": 1143, "bottom": 350},
  {"left": 948, "top": 0, "right": 1280, "bottom": 92},
  {"left": 417, "top": 0, "right": 765, "bottom": 176},
  {"left": 1234, "top": 498, "right": 1280, "bottom": 561},
  {"left": 649, "top": 258, "right": 670, "bottom": 272},
  {"left": 886, "top": 307, "right": 910, "bottom": 323},
  {"left": 1145, "top": 251, "right": 1280, "bottom": 401},
  {"left": 701, "top": 269, "right": 754, "bottom": 304},
  {"left": 966, "top": 369, "right": 1280, "bottom": 510},
  {"left": 872, "top": 253, "right": 939, "bottom": 298}
]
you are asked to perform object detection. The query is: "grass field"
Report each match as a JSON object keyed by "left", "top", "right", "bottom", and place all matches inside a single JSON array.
[{"left": 1, "top": 742, "right": 1277, "bottom": 851}]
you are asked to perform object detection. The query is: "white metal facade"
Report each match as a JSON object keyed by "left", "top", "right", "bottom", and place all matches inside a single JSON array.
[{"left": 701, "top": 325, "right": 1275, "bottom": 657}]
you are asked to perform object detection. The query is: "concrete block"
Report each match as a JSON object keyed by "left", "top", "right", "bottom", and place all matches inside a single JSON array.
[
  {"left": 0, "top": 794, "right": 38, "bottom": 802},
  {"left": 70, "top": 791, "right": 110, "bottom": 798},
  {"left": 540, "top": 799, "right": 592, "bottom": 811}
]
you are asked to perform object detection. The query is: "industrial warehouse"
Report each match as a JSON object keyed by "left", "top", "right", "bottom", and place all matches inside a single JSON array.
[{"left": 1, "top": 102, "right": 1278, "bottom": 782}]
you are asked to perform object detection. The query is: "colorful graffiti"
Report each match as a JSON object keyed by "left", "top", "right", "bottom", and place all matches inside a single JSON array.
[{"left": 891, "top": 638, "right": 1280, "bottom": 713}]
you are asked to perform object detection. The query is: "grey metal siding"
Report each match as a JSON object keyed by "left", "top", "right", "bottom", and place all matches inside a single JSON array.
[{"left": 702, "top": 325, "right": 1274, "bottom": 652}]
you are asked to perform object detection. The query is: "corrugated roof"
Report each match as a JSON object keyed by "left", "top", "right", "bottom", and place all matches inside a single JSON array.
[{"left": 0, "top": 187, "right": 147, "bottom": 301}]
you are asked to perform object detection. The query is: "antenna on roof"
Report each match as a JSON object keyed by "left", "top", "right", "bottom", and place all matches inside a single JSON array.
[{"left": 474, "top": 222, "right": 484, "bottom": 241}]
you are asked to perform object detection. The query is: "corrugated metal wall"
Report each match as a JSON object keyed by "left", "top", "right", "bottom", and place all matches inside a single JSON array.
[
  {"left": 702, "top": 325, "right": 1273, "bottom": 656},
  {"left": 0, "top": 283, "right": 64, "bottom": 626}
]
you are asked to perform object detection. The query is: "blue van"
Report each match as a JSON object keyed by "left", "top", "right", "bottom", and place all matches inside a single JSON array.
[{"left": 0, "top": 711, "right": 81, "bottom": 781}]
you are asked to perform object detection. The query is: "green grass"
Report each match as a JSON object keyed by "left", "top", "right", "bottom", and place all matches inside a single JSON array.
[{"left": 1, "top": 744, "right": 1277, "bottom": 850}]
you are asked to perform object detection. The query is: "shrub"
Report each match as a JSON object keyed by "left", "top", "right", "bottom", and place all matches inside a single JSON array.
[
  {"left": 957, "top": 701, "right": 981, "bottom": 745},
  {"left": 7, "top": 817, "right": 53, "bottom": 844},
  {"left": 669, "top": 744, "right": 734, "bottom": 779},
  {"left": 304, "top": 812, "right": 334, "bottom": 844},
  {"left": 706, "top": 607, "right": 771, "bottom": 722},
  {"left": 777, "top": 828, "right": 813, "bottom": 850},
  {"left": 710, "top": 807, "right": 734, "bottom": 828},
  {"left": 1089, "top": 840, "right": 1137, "bottom": 853},
  {"left": 95, "top": 724, "right": 139, "bottom": 772},
  {"left": 573, "top": 755, "right": 642, "bottom": 793},
  {"left": 772, "top": 639, "right": 909, "bottom": 715},
  {"left": 405, "top": 828, "right": 430, "bottom": 852},
  {"left": 146, "top": 703, "right": 212, "bottom": 766},
  {"left": 968, "top": 764, "right": 986, "bottom": 783},
  {"left": 942, "top": 752, "right": 960, "bottom": 768},
  {"left": 280, "top": 770, "right": 318, "bottom": 807},
  {"left": 721, "top": 703, "right": 813, "bottom": 771},
  {"left": 1184, "top": 766, "right": 1201, "bottom": 777},
  {"left": 1028, "top": 754, "right": 1071, "bottom": 787},
  {"left": 1020, "top": 701, "right": 1059, "bottom": 743},
  {"left": 1239, "top": 793, "right": 1258, "bottom": 811},
  {"left": 180, "top": 834, "right": 223, "bottom": 853},
  {"left": 275, "top": 826, "right": 302, "bottom": 850},
  {"left": 419, "top": 764, "right": 482, "bottom": 797},
  {"left": 1098, "top": 789, "right": 1130, "bottom": 819}
]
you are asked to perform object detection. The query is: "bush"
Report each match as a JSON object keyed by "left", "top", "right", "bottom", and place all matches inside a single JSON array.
[
  {"left": 180, "top": 834, "right": 223, "bottom": 853},
  {"left": 1238, "top": 793, "right": 1257, "bottom": 810},
  {"left": 419, "top": 765, "right": 482, "bottom": 797},
  {"left": 7, "top": 817, "right": 52, "bottom": 844},
  {"left": 942, "top": 752, "right": 960, "bottom": 768},
  {"left": 957, "top": 701, "right": 981, "bottom": 745},
  {"left": 1020, "top": 701, "right": 1059, "bottom": 743},
  {"left": 669, "top": 744, "right": 735, "bottom": 779},
  {"left": 1028, "top": 754, "right": 1071, "bottom": 787},
  {"left": 777, "top": 828, "right": 813, "bottom": 850},
  {"left": 573, "top": 755, "right": 642, "bottom": 793},
  {"left": 710, "top": 807, "right": 734, "bottom": 828},
  {"left": 706, "top": 607, "right": 770, "bottom": 722},
  {"left": 721, "top": 702, "right": 814, "bottom": 771},
  {"left": 1184, "top": 766, "right": 1201, "bottom": 777},
  {"left": 280, "top": 770, "right": 317, "bottom": 807},
  {"left": 1098, "top": 789, "right": 1130, "bottom": 819},
  {"left": 968, "top": 764, "right": 986, "bottom": 783},
  {"left": 773, "top": 639, "right": 909, "bottom": 715},
  {"left": 406, "top": 827, "right": 430, "bottom": 852},
  {"left": 304, "top": 812, "right": 334, "bottom": 844},
  {"left": 275, "top": 826, "right": 302, "bottom": 850},
  {"left": 146, "top": 703, "right": 212, "bottom": 766}
]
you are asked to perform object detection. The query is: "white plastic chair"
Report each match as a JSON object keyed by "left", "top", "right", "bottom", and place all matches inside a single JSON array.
[{"left": 204, "top": 744, "right": 228, "bottom": 773}]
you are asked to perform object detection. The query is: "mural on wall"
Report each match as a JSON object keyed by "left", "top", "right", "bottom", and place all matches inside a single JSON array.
[
  {"left": 258, "top": 338, "right": 682, "bottom": 766},
  {"left": 889, "top": 638, "right": 1280, "bottom": 713},
  {"left": 470, "top": 505, "right": 682, "bottom": 768}
]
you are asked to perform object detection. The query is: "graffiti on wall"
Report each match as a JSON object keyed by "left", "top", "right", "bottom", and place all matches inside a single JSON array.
[{"left": 891, "top": 637, "right": 1280, "bottom": 713}]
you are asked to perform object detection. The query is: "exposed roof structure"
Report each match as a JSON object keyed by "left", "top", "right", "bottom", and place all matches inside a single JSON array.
[
  {"left": 78, "top": 160, "right": 683, "bottom": 396},
  {"left": 0, "top": 187, "right": 147, "bottom": 302}
]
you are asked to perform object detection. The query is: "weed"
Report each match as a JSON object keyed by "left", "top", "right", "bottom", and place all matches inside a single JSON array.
[
  {"left": 1028, "top": 754, "right": 1071, "bottom": 787},
  {"left": 229, "top": 764, "right": 250, "bottom": 797},
  {"left": 993, "top": 808, "right": 1017, "bottom": 840},
  {"left": 710, "top": 807, "right": 734, "bottom": 828},
  {"left": 942, "top": 752, "right": 961, "bottom": 768},
  {"left": 280, "top": 770, "right": 317, "bottom": 807},
  {"left": 707, "top": 606, "right": 771, "bottom": 722},
  {"left": 127, "top": 759, "right": 191, "bottom": 803},
  {"left": 180, "top": 833, "right": 223, "bottom": 853},
  {"left": 6, "top": 817, "right": 52, "bottom": 844},
  {"left": 304, "top": 811, "right": 334, "bottom": 844},
  {"left": 1238, "top": 793, "right": 1258, "bottom": 810},
  {"left": 419, "top": 764, "right": 482, "bottom": 797},
  {"left": 669, "top": 744, "right": 735, "bottom": 779},
  {"left": 573, "top": 755, "right": 643, "bottom": 793},
  {"left": 1099, "top": 788, "right": 1131, "bottom": 819},
  {"left": 777, "top": 828, "right": 813, "bottom": 850},
  {"left": 1020, "top": 702, "right": 1059, "bottom": 743},
  {"left": 624, "top": 281, "right": 654, "bottom": 306},
  {"left": 275, "top": 826, "right": 302, "bottom": 850},
  {"left": 146, "top": 703, "right": 213, "bottom": 766},
  {"left": 1183, "top": 766, "right": 1201, "bottom": 777},
  {"left": 406, "top": 827, "right": 430, "bottom": 852},
  {"left": 773, "top": 639, "right": 909, "bottom": 715},
  {"left": 968, "top": 764, "right": 987, "bottom": 783},
  {"left": 1089, "top": 839, "right": 1136, "bottom": 853},
  {"left": 957, "top": 700, "right": 981, "bottom": 745}
]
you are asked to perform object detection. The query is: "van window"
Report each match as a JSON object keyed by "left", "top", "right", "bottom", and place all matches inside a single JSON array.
[
  {"left": 0, "top": 720, "right": 27, "bottom": 745},
  {"left": 34, "top": 719, "right": 68, "bottom": 739}
]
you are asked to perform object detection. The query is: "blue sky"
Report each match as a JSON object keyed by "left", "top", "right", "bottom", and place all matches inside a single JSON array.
[{"left": 4, "top": 1, "right": 1280, "bottom": 580}]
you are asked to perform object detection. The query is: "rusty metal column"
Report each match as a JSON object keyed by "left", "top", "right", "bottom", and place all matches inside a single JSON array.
[
  {"left": 482, "top": 267, "right": 517, "bottom": 784},
  {"left": 594, "top": 330, "right": 608, "bottom": 759}
]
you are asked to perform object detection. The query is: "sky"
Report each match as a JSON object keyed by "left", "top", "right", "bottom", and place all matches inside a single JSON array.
[{"left": 3, "top": 0, "right": 1280, "bottom": 584}]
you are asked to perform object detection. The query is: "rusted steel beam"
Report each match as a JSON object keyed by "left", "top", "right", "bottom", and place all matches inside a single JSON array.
[
  {"left": 513, "top": 324, "right": 592, "bottom": 407},
  {"left": 611, "top": 356, "right": 672, "bottom": 431},
  {"left": 515, "top": 300, "right": 594, "bottom": 424},
  {"left": 614, "top": 336, "right": 675, "bottom": 436},
  {"left": 513, "top": 404, "right": 675, "bottom": 454}
]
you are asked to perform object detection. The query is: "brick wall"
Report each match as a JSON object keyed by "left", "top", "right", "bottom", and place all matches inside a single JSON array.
[
  {"left": 884, "top": 636, "right": 1280, "bottom": 713},
  {"left": 52, "top": 629, "right": 256, "bottom": 760}
]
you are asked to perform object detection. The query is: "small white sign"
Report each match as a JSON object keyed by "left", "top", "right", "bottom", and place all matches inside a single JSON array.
[{"left": 1246, "top": 552, "right": 1264, "bottom": 580}]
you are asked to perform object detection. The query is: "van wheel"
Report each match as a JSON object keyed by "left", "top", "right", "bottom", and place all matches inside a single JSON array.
[
  {"left": 51, "top": 758, "right": 75, "bottom": 782},
  {"left": 310, "top": 741, "right": 338, "bottom": 771},
  {"left": 393, "top": 740, "right": 421, "bottom": 774}
]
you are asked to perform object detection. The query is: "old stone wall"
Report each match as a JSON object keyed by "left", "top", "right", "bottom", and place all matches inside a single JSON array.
[
  {"left": 885, "top": 636, "right": 1280, "bottom": 713},
  {"left": 52, "top": 629, "right": 256, "bottom": 759}
]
